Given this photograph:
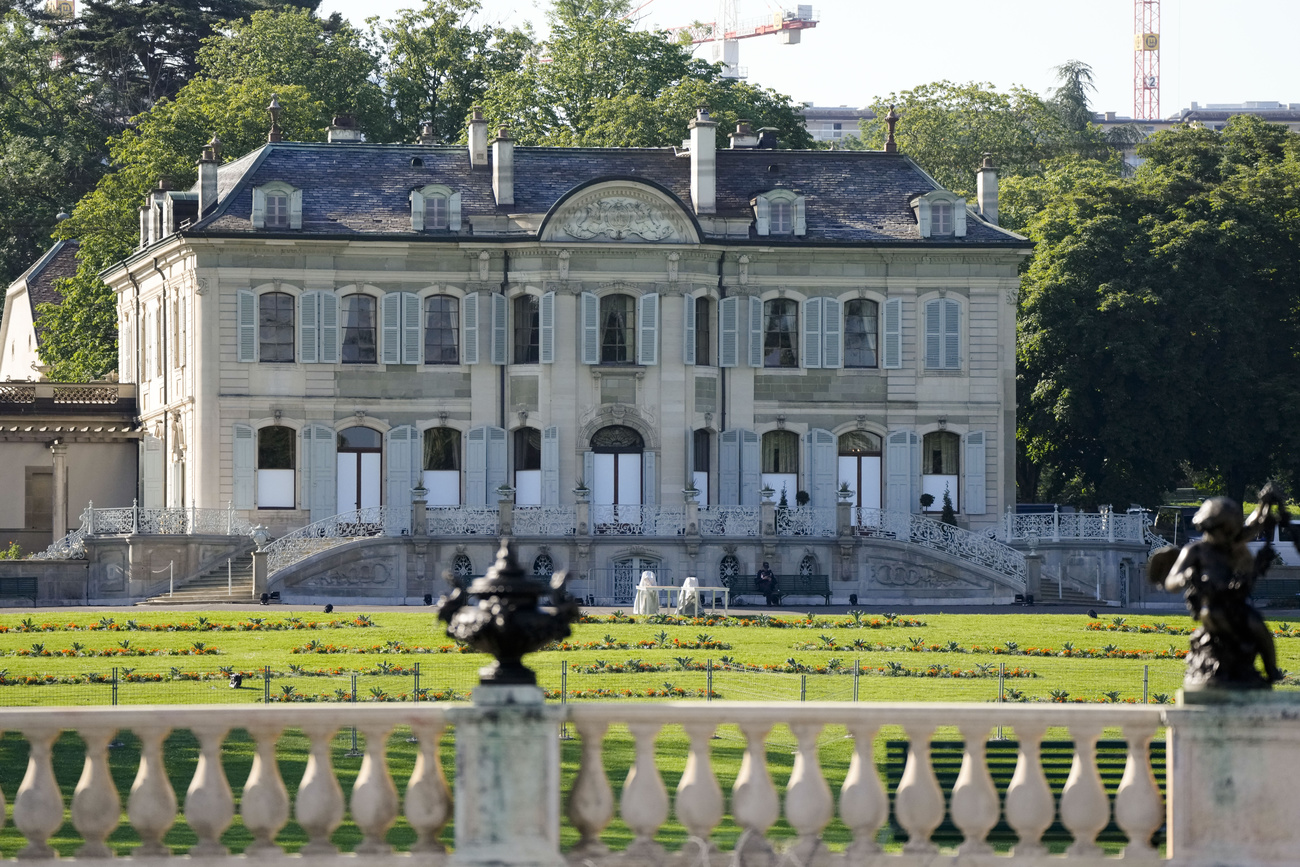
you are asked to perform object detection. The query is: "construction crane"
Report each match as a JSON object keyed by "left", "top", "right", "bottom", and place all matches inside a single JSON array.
[
  {"left": 635, "top": 1, "right": 819, "bottom": 80},
  {"left": 1134, "top": 0, "right": 1160, "bottom": 119}
]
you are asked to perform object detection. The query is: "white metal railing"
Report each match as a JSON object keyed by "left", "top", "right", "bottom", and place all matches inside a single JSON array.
[
  {"left": 511, "top": 505, "right": 578, "bottom": 536},
  {"left": 31, "top": 505, "right": 93, "bottom": 560},
  {"left": 697, "top": 505, "right": 761, "bottom": 537},
  {"left": 78, "top": 500, "right": 254, "bottom": 537},
  {"left": 591, "top": 505, "right": 685, "bottom": 536},
  {"left": 1003, "top": 510, "right": 1146, "bottom": 544},
  {"left": 426, "top": 506, "right": 500, "bottom": 536},
  {"left": 265, "top": 507, "right": 394, "bottom": 575},
  {"left": 855, "top": 508, "right": 1026, "bottom": 585},
  {"left": 774, "top": 507, "right": 836, "bottom": 537}
]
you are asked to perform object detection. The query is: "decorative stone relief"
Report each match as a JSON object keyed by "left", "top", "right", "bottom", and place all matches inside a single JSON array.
[
  {"left": 543, "top": 184, "right": 694, "bottom": 244},
  {"left": 558, "top": 250, "right": 570, "bottom": 280},
  {"left": 299, "top": 562, "right": 393, "bottom": 589},
  {"left": 874, "top": 564, "right": 964, "bottom": 588},
  {"left": 667, "top": 251, "right": 680, "bottom": 282},
  {"left": 478, "top": 251, "right": 491, "bottom": 281},
  {"left": 738, "top": 255, "right": 750, "bottom": 285}
]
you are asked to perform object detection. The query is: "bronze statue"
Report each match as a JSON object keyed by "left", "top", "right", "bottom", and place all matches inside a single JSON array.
[{"left": 1149, "top": 484, "right": 1293, "bottom": 690}]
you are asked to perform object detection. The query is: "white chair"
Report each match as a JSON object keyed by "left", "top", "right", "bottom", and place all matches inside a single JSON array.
[
  {"left": 632, "top": 570, "right": 659, "bottom": 615},
  {"left": 676, "top": 576, "right": 701, "bottom": 616}
]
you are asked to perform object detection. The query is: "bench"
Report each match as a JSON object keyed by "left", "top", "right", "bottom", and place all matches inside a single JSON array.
[
  {"left": 729, "top": 573, "right": 831, "bottom": 605},
  {"left": 884, "top": 739, "right": 1166, "bottom": 845},
  {"left": 0, "top": 577, "right": 39, "bottom": 602}
]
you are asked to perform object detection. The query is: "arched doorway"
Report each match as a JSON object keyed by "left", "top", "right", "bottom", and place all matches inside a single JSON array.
[
  {"left": 337, "top": 426, "right": 382, "bottom": 512},
  {"left": 612, "top": 555, "right": 661, "bottom": 604},
  {"left": 838, "top": 431, "right": 882, "bottom": 516},
  {"left": 591, "top": 425, "right": 644, "bottom": 505}
]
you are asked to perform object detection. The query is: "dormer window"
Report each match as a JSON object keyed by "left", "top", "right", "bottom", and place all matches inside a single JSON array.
[
  {"left": 910, "top": 191, "right": 966, "bottom": 238},
  {"left": 411, "top": 184, "right": 462, "bottom": 232},
  {"left": 753, "top": 190, "right": 806, "bottom": 237},
  {"left": 931, "top": 201, "right": 953, "bottom": 235},
  {"left": 251, "top": 181, "right": 302, "bottom": 230}
]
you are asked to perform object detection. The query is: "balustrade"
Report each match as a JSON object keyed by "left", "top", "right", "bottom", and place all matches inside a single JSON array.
[
  {"left": 591, "top": 505, "right": 685, "bottom": 536},
  {"left": 425, "top": 506, "right": 500, "bottom": 536},
  {"left": 697, "top": 505, "right": 761, "bottom": 537},
  {"left": 1004, "top": 511, "right": 1146, "bottom": 544},
  {"left": 511, "top": 506, "right": 578, "bottom": 537},
  {"left": 775, "top": 507, "right": 836, "bottom": 537}
]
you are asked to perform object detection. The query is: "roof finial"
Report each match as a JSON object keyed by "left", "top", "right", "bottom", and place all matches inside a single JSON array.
[
  {"left": 267, "top": 95, "right": 283, "bottom": 143},
  {"left": 884, "top": 104, "right": 899, "bottom": 153}
]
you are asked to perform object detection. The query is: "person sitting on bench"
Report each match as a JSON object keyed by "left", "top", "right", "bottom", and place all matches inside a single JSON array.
[{"left": 755, "top": 562, "right": 780, "bottom": 606}]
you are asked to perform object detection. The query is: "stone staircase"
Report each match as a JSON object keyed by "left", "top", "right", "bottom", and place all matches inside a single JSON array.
[
  {"left": 1038, "top": 573, "right": 1100, "bottom": 605},
  {"left": 138, "top": 553, "right": 255, "bottom": 605}
]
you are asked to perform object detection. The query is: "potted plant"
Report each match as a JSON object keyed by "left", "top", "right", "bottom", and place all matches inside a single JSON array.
[
  {"left": 760, "top": 485, "right": 775, "bottom": 503},
  {"left": 572, "top": 480, "right": 590, "bottom": 502},
  {"left": 837, "top": 483, "right": 853, "bottom": 502},
  {"left": 682, "top": 484, "right": 700, "bottom": 502},
  {"left": 919, "top": 493, "right": 935, "bottom": 512}
]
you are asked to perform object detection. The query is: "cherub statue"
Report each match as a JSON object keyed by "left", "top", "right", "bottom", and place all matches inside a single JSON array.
[{"left": 1148, "top": 484, "right": 1293, "bottom": 689}]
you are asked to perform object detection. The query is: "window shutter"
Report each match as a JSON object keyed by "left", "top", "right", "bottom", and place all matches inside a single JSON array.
[
  {"left": 251, "top": 188, "right": 266, "bottom": 228},
  {"left": 539, "top": 291, "right": 555, "bottom": 364},
  {"left": 462, "top": 292, "right": 479, "bottom": 364},
  {"left": 747, "top": 296, "right": 763, "bottom": 368},
  {"left": 319, "top": 292, "right": 339, "bottom": 363},
  {"left": 719, "top": 430, "right": 740, "bottom": 505},
  {"left": 237, "top": 290, "right": 257, "bottom": 363},
  {"left": 810, "top": 428, "right": 836, "bottom": 507},
  {"left": 684, "top": 428, "right": 695, "bottom": 487},
  {"left": 642, "top": 451, "right": 656, "bottom": 505},
  {"left": 466, "top": 426, "right": 487, "bottom": 506},
  {"left": 385, "top": 426, "right": 416, "bottom": 531},
  {"left": 740, "top": 429, "right": 761, "bottom": 506},
  {"left": 802, "top": 297, "right": 822, "bottom": 369},
  {"left": 305, "top": 424, "right": 337, "bottom": 521},
  {"left": 964, "top": 430, "right": 986, "bottom": 514},
  {"left": 954, "top": 201, "right": 967, "bottom": 237},
  {"left": 822, "top": 298, "right": 841, "bottom": 368},
  {"left": 719, "top": 296, "right": 738, "bottom": 367},
  {"left": 755, "top": 195, "right": 771, "bottom": 236},
  {"left": 917, "top": 198, "right": 931, "bottom": 238},
  {"left": 232, "top": 425, "right": 254, "bottom": 510},
  {"left": 580, "top": 292, "right": 600, "bottom": 365},
  {"left": 541, "top": 426, "right": 560, "bottom": 505},
  {"left": 490, "top": 293, "right": 508, "bottom": 365},
  {"left": 909, "top": 432, "right": 922, "bottom": 513},
  {"left": 448, "top": 192, "right": 462, "bottom": 231},
  {"left": 299, "top": 292, "right": 318, "bottom": 363},
  {"left": 289, "top": 189, "right": 303, "bottom": 229},
  {"left": 793, "top": 196, "right": 807, "bottom": 235},
  {"left": 409, "top": 189, "right": 425, "bottom": 231},
  {"left": 943, "top": 298, "right": 961, "bottom": 369},
  {"left": 924, "top": 299, "right": 941, "bottom": 369},
  {"left": 403, "top": 292, "right": 421, "bottom": 364},
  {"left": 886, "top": 430, "right": 912, "bottom": 513},
  {"left": 486, "top": 425, "right": 508, "bottom": 496},
  {"left": 883, "top": 298, "right": 902, "bottom": 369},
  {"left": 141, "top": 436, "right": 164, "bottom": 508},
  {"left": 637, "top": 293, "right": 659, "bottom": 365},
  {"left": 682, "top": 295, "right": 696, "bottom": 365},
  {"left": 381, "top": 293, "right": 401, "bottom": 365}
]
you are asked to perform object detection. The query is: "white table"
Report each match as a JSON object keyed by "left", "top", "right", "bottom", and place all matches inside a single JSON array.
[{"left": 669, "top": 586, "right": 730, "bottom": 615}]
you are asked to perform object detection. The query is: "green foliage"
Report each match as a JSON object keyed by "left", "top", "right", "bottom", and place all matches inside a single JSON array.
[
  {"left": 0, "top": 541, "right": 21, "bottom": 559},
  {"left": 940, "top": 488, "right": 957, "bottom": 526}
]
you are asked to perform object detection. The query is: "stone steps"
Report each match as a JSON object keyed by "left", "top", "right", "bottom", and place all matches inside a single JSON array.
[{"left": 138, "top": 555, "right": 255, "bottom": 605}]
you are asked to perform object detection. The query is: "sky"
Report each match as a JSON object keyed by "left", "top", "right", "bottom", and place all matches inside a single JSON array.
[{"left": 318, "top": 0, "right": 1300, "bottom": 119}]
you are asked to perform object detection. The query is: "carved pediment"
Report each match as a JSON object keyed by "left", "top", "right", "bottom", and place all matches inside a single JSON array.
[{"left": 542, "top": 183, "right": 697, "bottom": 244}]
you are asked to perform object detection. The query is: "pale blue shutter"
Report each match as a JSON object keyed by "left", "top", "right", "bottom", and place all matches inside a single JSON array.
[
  {"left": 682, "top": 295, "right": 696, "bottom": 365},
  {"left": 486, "top": 426, "right": 508, "bottom": 496},
  {"left": 306, "top": 424, "right": 337, "bottom": 521},
  {"left": 381, "top": 293, "right": 401, "bottom": 365},
  {"left": 490, "top": 293, "right": 508, "bottom": 365},
  {"left": 237, "top": 290, "right": 257, "bottom": 363},
  {"left": 719, "top": 430, "right": 739, "bottom": 505},
  {"left": 466, "top": 426, "right": 487, "bottom": 505},
  {"left": 541, "top": 426, "right": 560, "bottom": 505},
  {"left": 954, "top": 201, "right": 967, "bottom": 237},
  {"left": 909, "top": 432, "right": 922, "bottom": 514},
  {"left": 403, "top": 293, "right": 421, "bottom": 364},
  {"left": 581, "top": 292, "right": 600, "bottom": 365},
  {"left": 719, "top": 296, "right": 738, "bottom": 368},
  {"left": 822, "top": 298, "right": 841, "bottom": 368},
  {"left": 755, "top": 196, "right": 771, "bottom": 236},
  {"left": 319, "top": 292, "right": 339, "bottom": 363},
  {"left": 462, "top": 293, "right": 479, "bottom": 364},
  {"left": 233, "top": 424, "right": 255, "bottom": 510},
  {"left": 684, "top": 428, "right": 694, "bottom": 487},
  {"left": 642, "top": 452, "right": 656, "bottom": 505},
  {"left": 794, "top": 196, "right": 807, "bottom": 235},
  {"left": 409, "top": 190, "right": 425, "bottom": 231},
  {"left": 964, "top": 431, "right": 986, "bottom": 514},
  {"left": 747, "top": 297, "right": 763, "bottom": 368},
  {"left": 385, "top": 426, "right": 416, "bottom": 531},
  {"left": 803, "top": 297, "right": 822, "bottom": 369},
  {"left": 883, "top": 298, "right": 902, "bottom": 369},
  {"left": 886, "top": 431, "right": 912, "bottom": 513},
  {"left": 740, "top": 430, "right": 761, "bottom": 506},
  {"left": 288, "top": 189, "right": 303, "bottom": 229},
  {"left": 141, "top": 436, "right": 163, "bottom": 508},
  {"left": 299, "top": 292, "right": 318, "bottom": 363},
  {"left": 943, "top": 298, "right": 961, "bottom": 369},
  {"left": 582, "top": 451, "right": 595, "bottom": 493},
  {"left": 448, "top": 192, "right": 462, "bottom": 231},
  {"left": 809, "top": 429, "right": 836, "bottom": 507},
  {"left": 251, "top": 188, "right": 266, "bottom": 228},
  {"left": 637, "top": 293, "right": 659, "bottom": 365},
  {"left": 925, "top": 299, "right": 941, "bottom": 369},
  {"left": 539, "top": 291, "right": 555, "bottom": 363}
]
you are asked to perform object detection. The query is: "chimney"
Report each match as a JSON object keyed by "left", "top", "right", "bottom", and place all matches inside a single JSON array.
[
  {"left": 729, "top": 120, "right": 759, "bottom": 149},
  {"left": 147, "top": 179, "right": 170, "bottom": 245},
  {"left": 1104, "top": 111, "right": 1117, "bottom": 122},
  {"left": 327, "top": 113, "right": 362, "bottom": 143},
  {"left": 688, "top": 107, "right": 717, "bottom": 215},
  {"left": 756, "top": 127, "right": 779, "bottom": 149},
  {"left": 977, "top": 153, "right": 998, "bottom": 226},
  {"left": 417, "top": 121, "right": 438, "bottom": 145},
  {"left": 468, "top": 107, "right": 489, "bottom": 167},
  {"left": 492, "top": 126, "right": 515, "bottom": 206},
  {"left": 196, "top": 134, "right": 220, "bottom": 218}
]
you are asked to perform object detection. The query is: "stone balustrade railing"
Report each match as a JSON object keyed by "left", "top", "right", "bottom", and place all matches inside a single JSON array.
[{"left": 1004, "top": 510, "right": 1146, "bottom": 544}]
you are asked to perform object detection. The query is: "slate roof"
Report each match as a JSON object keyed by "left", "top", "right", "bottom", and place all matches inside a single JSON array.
[
  {"left": 189, "top": 142, "right": 1025, "bottom": 246},
  {"left": 8, "top": 240, "right": 79, "bottom": 345}
]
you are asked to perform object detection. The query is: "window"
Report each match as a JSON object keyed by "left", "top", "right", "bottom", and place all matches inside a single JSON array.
[
  {"left": 910, "top": 192, "right": 966, "bottom": 238},
  {"left": 256, "top": 426, "right": 295, "bottom": 509},
  {"left": 753, "top": 190, "right": 806, "bottom": 236},
  {"left": 514, "top": 295, "right": 540, "bottom": 364},
  {"left": 452, "top": 553, "right": 473, "bottom": 579},
  {"left": 514, "top": 427, "right": 542, "bottom": 505},
  {"left": 533, "top": 554, "right": 554, "bottom": 578},
  {"left": 424, "top": 295, "right": 459, "bottom": 365},
  {"left": 265, "top": 193, "right": 289, "bottom": 228},
  {"left": 423, "top": 427, "right": 461, "bottom": 506},
  {"left": 931, "top": 202, "right": 953, "bottom": 235},
  {"left": 410, "top": 185, "right": 461, "bottom": 232},
  {"left": 692, "top": 428, "right": 711, "bottom": 502},
  {"left": 924, "top": 297, "right": 961, "bottom": 370},
  {"left": 342, "top": 295, "right": 377, "bottom": 364},
  {"left": 770, "top": 200, "right": 793, "bottom": 234},
  {"left": 763, "top": 299, "right": 798, "bottom": 368},
  {"left": 695, "top": 297, "right": 711, "bottom": 365},
  {"left": 719, "top": 554, "right": 740, "bottom": 587},
  {"left": 921, "top": 431, "right": 960, "bottom": 512},
  {"left": 761, "top": 430, "right": 798, "bottom": 503},
  {"left": 252, "top": 182, "right": 301, "bottom": 230},
  {"left": 844, "top": 299, "right": 878, "bottom": 368},
  {"left": 259, "top": 292, "right": 295, "bottom": 363},
  {"left": 600, "top": 294, "right": 636, "bottom": 364},
  {"left": 425, "top": 194, "right": 448, "bottom": 229}
]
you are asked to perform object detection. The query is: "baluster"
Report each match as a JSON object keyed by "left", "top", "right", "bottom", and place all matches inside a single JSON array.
[
  {"left": 128, "top": 724, "right": 178, "bottom": 856},
  {"left": 296, "top": 721, "right": 345, "bottom": 855},
  {"left": 840, "top": 722, "right": 887, "bottom": 860},
  {"left": 785, "top": 721, "right": 833, "bottom": 864},
  {"left": 731, "top": 720, "right": 779, "bottom": 863},
  {"left": 1114, "top": 719, "right": 1163, "bottom": 858},
  {"left": 567, "top": 718, "right": 613, "bottom": 858},
  {"left": 406, "top": 718, "right": 451, "bottom": 855},
  {"left": 621, "top": 721, "right": 668, "bottom": 862},
  {"left": 185, "top": 722, "right": 234, "bottom": 856},
  {"left": 241, "top": 722, "right": 289, "bottom": 854},
  {"left": 14, "top": 726, "right": 62, "bottom": 859},
  {"left": 894, "top": 721, "right": 944, "bottom": 855},
  {"left": 675, "top": 721, "right": 724, "bottom": 847},
  {"left": 351, "top": 720, "right": 399, "bottom": 854},
  {"left": 1061, "top": 719, "right": 1109, "bottom": 856},
  {"left": 72, "top": 725, "right": 121, "bottom": 858},
  {"left": 950, "top": 720, "right": 998, "bottom": 855},
  {"left": 1005, "top": 719, "right": 1053, "bottom": 856}
]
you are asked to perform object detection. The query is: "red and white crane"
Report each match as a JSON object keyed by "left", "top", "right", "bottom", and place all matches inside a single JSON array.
[{"left": 632, "top": 1, "right": 819, "bottom": 79}]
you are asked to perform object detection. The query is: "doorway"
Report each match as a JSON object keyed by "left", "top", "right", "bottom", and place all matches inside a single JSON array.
[
  {"left": 612, "top": 556, "right": 661, "bottom": 603},
  {"left": 591, "top": 425, "right": 644, "bottom": 505},
  {"left": 337, "top": 426, "right": 382, "bottom": 512},
  {"left": 838, "top": 431, "right": 882, "bottom": 517}
]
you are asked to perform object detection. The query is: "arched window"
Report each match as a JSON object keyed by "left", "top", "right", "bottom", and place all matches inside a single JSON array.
[
  {"left": 256, "top": 426, "right": 295, "bottom": 509},
  {"left": 514, "top": 427, "right": 542, "bottom": 505},
  {"left": 921, "top": 431, "right": 960, "bottom": 513},
  {"left": 424, "top": 295, "right": 458, "bottom": 365},
  {"left": 600, "top": 294, "right": 636, "bottom": 364},
  {"left": 533, "top": 554, "right": 554, "bottom": 578},
  {"left": 514, "top": 295, "right": 540, "bottom": 364},
  {"left": 452, "top": 553, "right": 473, "bottom": 579},
  {"left": 423, "top": 427, "right": 461, "bottom": 506},
  {"left": 799, "top": 554, "right": 817, "bottom": 577},
  {"left": 719, "top": 554, "right": 740, "bottom": 588},
  {"left": 342, "top": 295, "right": 377, "bottom": 364},
  {"left": 762, "top": 430, "right": 798, "bottom": 502},
  {"left": 763, "top": 299, "right": 798, "bottom": 368},
  {"left": 258, "top": 292, "right": 295, "bottom": 363},
  {"left": 844, "top": 299, "right": 878, "bottom": 368}
]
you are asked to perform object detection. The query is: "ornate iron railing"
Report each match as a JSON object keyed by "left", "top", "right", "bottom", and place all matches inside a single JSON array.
[
  {"left": 31, "top": 506, "right": 92, "bottom": 560},
  {"left": 774, "top": 507, "right": 836, "bottom": 537},
  {"left": 511, "top": 506, "right": 578, "bottom": 536},
  {"left": 265, "top": 507, "right": 394, "bottom": 575},
  {"left": 1146, "top": 526, "right": 1175, "bottom": 557},
  {"left": 855, "top": 508, "right": 1026, "bottom": 585},
  {"left": 697, "top": 505, "right": 761, "bottom": 537},
  {"left": 76, "top": 501, "right": 255, "bottom": 537},
  {"left": 426, "top": 506, "right": 500, "bottom": 536},
  {"left": 590, "top": 505, "right": 686, "bottom": 536},
  {"left": 1004, "top": 510, "right": 1145, "bottom": 543}
]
